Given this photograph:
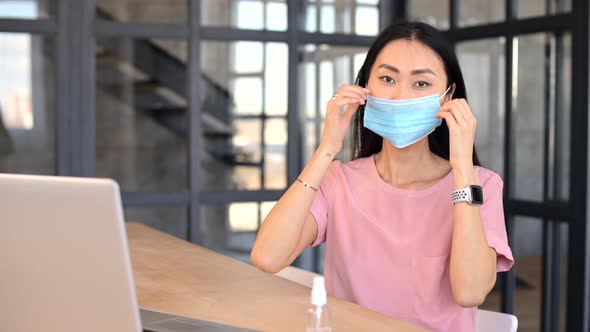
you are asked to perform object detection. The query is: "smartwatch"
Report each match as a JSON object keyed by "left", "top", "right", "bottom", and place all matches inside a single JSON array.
[{"left": 452, "top": 185, "right": 484, "bottom": 205}]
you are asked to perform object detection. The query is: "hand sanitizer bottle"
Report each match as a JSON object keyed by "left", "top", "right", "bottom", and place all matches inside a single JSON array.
[{"left": 306, "top": 276, "right": 332, "bottom": 332}]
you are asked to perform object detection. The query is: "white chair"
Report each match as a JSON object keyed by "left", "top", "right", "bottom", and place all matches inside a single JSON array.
[
  {"left": 475, "top": 309, "right": 518, "bottom": 332},
  {"left": 276, "top": 266, "right": 519, "bottom": 332}
]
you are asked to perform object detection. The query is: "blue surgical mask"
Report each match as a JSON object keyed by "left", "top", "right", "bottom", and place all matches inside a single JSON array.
[{"left": 363, "top": 86, "right": 452, "bottom": 148}]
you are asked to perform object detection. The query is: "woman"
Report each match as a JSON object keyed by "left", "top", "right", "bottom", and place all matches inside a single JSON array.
[{"left": 251, "top": 21, "right": 513, "bottom": 332}]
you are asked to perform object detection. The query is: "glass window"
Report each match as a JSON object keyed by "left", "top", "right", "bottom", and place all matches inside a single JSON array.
[
  {"left": 458, "top": 0, "right": 504, "bottom": 27},
  {"left": 264, "top": 118, "right": 287, "bottom": 189},
  {"left": 517, "top": 0, "right": 571, "bottom": 19},
  {"left": 512, "top": 33, "right": 548, "bottom": 202},
  {"left": 265, "top": 43, "right": 288, "bottom": 116},
  {"left": 201, "top": 0, "right": 287, "bottom": 31},
  {"left": 509, "top": 217, "right": 569, "bottom": 331},
  {"left": 95, "top": 37, "right": 188, "bottom": 192},
  {"left": 231, "top": 119, "right": 261, "bottom": 190},
  {"left": 265, "top": 1, "right": 288, "bottom": 31},
  {"left": 300, "top": 44, "right": 367, "bottom": 163},
  {"left": 409, "top": 0, "right": 449, "bottom": 30},
  {"left": 0, "top": 0, "right": 55, "bottom": 19},
  {"left": 0, "top": 33, "right": 55, "bottom": 175},
  {"left": 233, "top": 78, "right": 263, "bottom": 114},
  {"left": 304, "top": 0, "right": 380, "bottom": 36},
  {"left": 201, "top": 201, "right": 276, "bottom": 263},
  {"left": 511, "top": 32, "right": 571, "bottom": 202},
  {"left": 513, "top": 217, "right": 542, "bottom": 330},
  {"left": 201, "top": 41, "right": 288, "bottom": 191},
  {"left": 457, "top": 37, "right": 506, "bottom": 177},
  {"left": 233, "top": 41, "right": 263, "bottom": 74},
  {"left": 96, "top": 0, "right": 187, "bottom": 24},
  {"left": 125, "top": 207, "right": 187, "bottom": 239}
]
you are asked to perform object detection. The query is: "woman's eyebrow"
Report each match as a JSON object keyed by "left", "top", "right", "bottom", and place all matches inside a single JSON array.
[
  {"left": 378, "top": 63, "right": 437, "bottom": 76},
  {"left": 378, "top": 63, "right": 400, "bottom": 73},
  {"left": 412, "top": 68, "right": 437, "bottom": 76}
]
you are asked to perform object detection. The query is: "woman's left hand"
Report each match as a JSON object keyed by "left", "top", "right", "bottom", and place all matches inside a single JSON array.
[{"left": 435, "top": 98, "right": 476, "bottom": 173}]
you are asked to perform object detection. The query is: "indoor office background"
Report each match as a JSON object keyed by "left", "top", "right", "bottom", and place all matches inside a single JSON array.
[{"left": 0, "top": 0, "right": 588, "bottom": 331}]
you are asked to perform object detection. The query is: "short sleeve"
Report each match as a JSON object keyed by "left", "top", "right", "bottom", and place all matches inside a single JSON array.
[
  {"left": 309, "top": 161, "right": 339, "bottom": 247},
  {"left": 480, "top": 172, "right": 514, "bottom": 272}
]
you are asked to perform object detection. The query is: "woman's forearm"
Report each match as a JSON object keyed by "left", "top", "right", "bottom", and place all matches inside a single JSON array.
[
  {"left": 250, "top": 144, "right": 335, "bottom": 272},
  {"left": 449, "top": 166, "right": 497, "bottom": 308}
]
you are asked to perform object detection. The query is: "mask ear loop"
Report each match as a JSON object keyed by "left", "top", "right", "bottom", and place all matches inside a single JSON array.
[
  {"left": 439, "top": 84, "right": 454, "bottom": 103},
  {"left": 440, "top": 85, "right": 452, "bottom": 98}
]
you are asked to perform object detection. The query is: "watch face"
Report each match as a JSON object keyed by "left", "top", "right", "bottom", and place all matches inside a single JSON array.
[{"left": 470, "top": 185, "right": 484, "bottom": 204}]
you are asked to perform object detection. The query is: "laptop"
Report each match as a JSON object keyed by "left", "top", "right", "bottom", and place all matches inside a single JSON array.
[{"left": 0, "top": 173, "right": 257, "bottom": 332}]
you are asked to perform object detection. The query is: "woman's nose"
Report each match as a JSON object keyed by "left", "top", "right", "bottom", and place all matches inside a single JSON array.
[{"left": 390, "top": 87, "right": 412, "bottom": 101}]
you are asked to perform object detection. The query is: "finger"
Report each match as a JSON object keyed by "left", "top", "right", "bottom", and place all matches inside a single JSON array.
[
  {"left": 344, "top": 103, "right": 361, "bottom": 119},
  {"left": 337, "top": 86, "right": 369, "bottom": 102},
  {"left": 457, "top": 99, "right": 476, "bottom": 125},
  {"left": 439, "top": 103, "right": 466, "bottom": 126},
  {"left": 437, "top": 110, "right": 458, "bottom": 132},
  {"left": 339, "top": 85, "right": 370, "bottom": 101},
  {"left": 436, "top": 104, "right": 456, "bottom": 121},
  {"left": 331, "top": 90, "right": 367, "bottom": 105},
  {"left": 333, "top": 97, "right": 363, "bottom": 108},
  {"left": 345, "top": 98, "right": 364, "bottom": 115},
  {"left": 338, "top": 83, "right": 370, "bottom": 92},
  {"left": 340, "top": 84, "right": 370, "bottom": 95},
  {"left": 450, "top": 107, "right": 467, "bottom": 127}
]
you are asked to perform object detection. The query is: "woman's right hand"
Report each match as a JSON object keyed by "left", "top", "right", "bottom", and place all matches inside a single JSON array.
[{"left": 320, "top": 84, "right": 370, "bottom": 154}]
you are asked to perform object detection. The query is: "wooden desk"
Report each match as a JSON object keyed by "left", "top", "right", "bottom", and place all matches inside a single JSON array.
[{"left": 126, "top": 222, "right": 429, "bottom": 332}]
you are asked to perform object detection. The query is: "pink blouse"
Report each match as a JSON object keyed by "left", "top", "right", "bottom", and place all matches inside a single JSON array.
[{"left": 310, "top": 155, "right": 514, "bottom": 332}]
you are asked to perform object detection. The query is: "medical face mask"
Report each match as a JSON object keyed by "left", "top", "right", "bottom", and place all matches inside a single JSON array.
[{"left": 363, "top": 86, "right": 452, "bottom": 148}]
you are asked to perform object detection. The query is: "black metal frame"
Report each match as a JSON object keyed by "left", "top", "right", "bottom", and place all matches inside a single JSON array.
[
  {"left": 1, "top": 0, "right": 588, "bottom": 330},
  {"left": 566, "top": 0, "right": 589, "bottom": 330}
]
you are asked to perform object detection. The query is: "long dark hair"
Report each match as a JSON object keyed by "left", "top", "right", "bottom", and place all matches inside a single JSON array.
[{"left": 352, "top": 21, "right": 480, "bottom": 166}]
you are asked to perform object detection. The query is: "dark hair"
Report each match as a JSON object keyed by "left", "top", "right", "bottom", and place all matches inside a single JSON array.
[{"left": 352, "top": 21, "right": 480, "bottom": 166}]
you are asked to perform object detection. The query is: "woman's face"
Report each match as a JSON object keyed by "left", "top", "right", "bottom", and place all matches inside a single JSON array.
[{"left": 367, "top": 39, "right": 452, "bottom": 102}]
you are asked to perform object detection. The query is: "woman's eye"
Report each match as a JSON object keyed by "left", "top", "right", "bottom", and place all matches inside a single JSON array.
[
  {"left": 415, "top": 81, "right": 431, "bottom": 88},
  {"left": 380, "top": 76, "right": 395, "bottom": 84}
]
